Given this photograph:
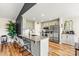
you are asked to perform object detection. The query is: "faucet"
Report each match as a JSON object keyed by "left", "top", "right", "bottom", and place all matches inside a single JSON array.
[{"left": 29, "top": 29, "right": 33, "bottom": 38}]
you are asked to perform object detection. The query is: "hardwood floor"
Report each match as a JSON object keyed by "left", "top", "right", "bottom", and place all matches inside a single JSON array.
[
  {"left": 0, "top": 42, "right": 75, "bottom": 56},
  {"left": 0, "top": 43, "right": 32, "bottom": 56},
  {"left": 49, "top": 42, "right": 75, "bottom": 56}
]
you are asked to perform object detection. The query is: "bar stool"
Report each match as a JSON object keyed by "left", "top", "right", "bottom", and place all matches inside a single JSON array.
[
  {"left": 75, "top": 43, "right": 79, "bottom": 56},
  {"left": 16, "top": 36, "right": 31, "bottom": 55}
]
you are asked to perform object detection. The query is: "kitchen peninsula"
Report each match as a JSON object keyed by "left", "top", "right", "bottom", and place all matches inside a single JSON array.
[{"left": 19, "top": 35, "right": 49, "bottom": 56}]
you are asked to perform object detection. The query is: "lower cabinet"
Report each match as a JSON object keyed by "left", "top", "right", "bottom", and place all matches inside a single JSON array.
[
  {"left": 31, "top": 38, "right": 48, "bottom": 56},
  {"left": 31, "top": 41, "right": 40, "bottom": 56},
  {"left": 62, "top": 34, "right": 75, "bottom": 46}
]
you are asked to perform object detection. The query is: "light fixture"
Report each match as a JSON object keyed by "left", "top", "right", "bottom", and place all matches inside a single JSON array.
[
  {"left": 41, "top": 13, "right": 45, "bottom": 17},
  {"left": 33, "top": 17, "right": 36, "bottom": 20}
]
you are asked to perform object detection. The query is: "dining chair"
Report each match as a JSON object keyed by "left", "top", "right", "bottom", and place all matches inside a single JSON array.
[
  {"left": 1, "top": 35, "right": 7, "bottom": 44},
  {"left": 0, "top": 35, "right": 8, "bottom": 51}
]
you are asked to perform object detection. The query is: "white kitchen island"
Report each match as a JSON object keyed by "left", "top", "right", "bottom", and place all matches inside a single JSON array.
[{"left": 20, "top": 35, "right": 49, "bottom": 56}]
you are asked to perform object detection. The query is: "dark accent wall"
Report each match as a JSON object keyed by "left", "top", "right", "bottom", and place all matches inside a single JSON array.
[
  {"left": 16, "top": 15, "right": 22, "bottom": 35},
  {"left": 16, "top": 3, "right": 36, "bottom": 36}
]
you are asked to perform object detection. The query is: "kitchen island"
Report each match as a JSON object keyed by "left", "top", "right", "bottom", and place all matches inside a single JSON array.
[{"left": 19, "top": 35, "right": 49, "bottom": 56}]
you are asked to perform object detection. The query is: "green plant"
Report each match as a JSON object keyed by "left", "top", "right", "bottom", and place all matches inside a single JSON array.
[{"left": 6, "top": 21, "right": 16, "bottom": 38}]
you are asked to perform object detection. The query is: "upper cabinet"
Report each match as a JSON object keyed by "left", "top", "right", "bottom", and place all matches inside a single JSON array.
[{"left": 41, "top": 19, "right": 59, "bottom": 28}]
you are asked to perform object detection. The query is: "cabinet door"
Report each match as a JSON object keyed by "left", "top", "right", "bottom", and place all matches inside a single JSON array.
[
  {"left": 66, "top": 35, "right": 72, "bottom": 45},
  {"left": 69, "top": 35, "right": 74, "bottom": 46},
  {"left": 40, "top": 38, "right": 48, "bottom": 56},
  {"left": 67, "top": 35, "right": 74, "bottom": 46},
  {"left": 67, "top": 35, "right": 71, "bottom": 45},
  {"left": 64, "top": 35, "right": 68, "bottom": 44},
  {"left": 62, "top": 34, "right": 67, "bottom": 43},
  {"left": 31, "top": 41, "right": 40, "bottom": 56},
  {"left": 62, "top": 34, "right": 74, "bottom": 46}
]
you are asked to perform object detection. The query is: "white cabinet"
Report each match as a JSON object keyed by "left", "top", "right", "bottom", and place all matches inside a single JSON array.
[
  {"left": 41, "top": 19, "right": 59, "bottom": 28},
  {"left": 68, "top": 35, "right": 75, "bottom": 46},
  {"left": 31, "top": 38, "right": 48, "bottom": 56},
  {"left": 61, "top": 34, "right": 75, "bottom": 46}
]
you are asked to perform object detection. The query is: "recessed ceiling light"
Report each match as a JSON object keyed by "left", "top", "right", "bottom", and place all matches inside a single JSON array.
[
  {"left": 33, "top": 17, "right": 36, "bottom": 20},
  {"left": 41, "top": 14, "right": 45, "bottom": 17}
]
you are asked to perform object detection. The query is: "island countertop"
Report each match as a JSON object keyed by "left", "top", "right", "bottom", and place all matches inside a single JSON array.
[{"left": 19, "top": 35, "right": 48, "bottom": 41}]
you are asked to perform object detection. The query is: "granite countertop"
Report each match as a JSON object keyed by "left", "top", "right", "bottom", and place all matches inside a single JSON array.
[{"left": 19, "top": 35, "right": 48, "bottom": 41}]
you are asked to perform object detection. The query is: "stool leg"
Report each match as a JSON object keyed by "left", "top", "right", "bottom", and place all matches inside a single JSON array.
[{"left": 75, "top": 49, "right": 77, "bottom": 56}]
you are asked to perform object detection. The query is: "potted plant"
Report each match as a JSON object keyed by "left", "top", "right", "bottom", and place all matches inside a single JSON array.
[{"left": 6, "top": 21, "right": 17, "bottom": 42}]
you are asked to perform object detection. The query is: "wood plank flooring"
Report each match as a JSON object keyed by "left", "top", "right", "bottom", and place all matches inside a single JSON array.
[
  {"left": 0, "top": 42, "right": 75, "bottom": 56},
  {"left": 0, "top": 43, "right": 32, "bottom": 56},
  {"left": 49, "top": 42, "right": 75, "bottom": 56}
]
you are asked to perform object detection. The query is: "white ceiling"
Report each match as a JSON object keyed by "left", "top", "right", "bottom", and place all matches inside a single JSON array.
[
  {"left": 23, "top": 3, "right": 79, "bottom": 22},
  {"left": 0, "top": 3, "right": 24, "bottom": 20}
]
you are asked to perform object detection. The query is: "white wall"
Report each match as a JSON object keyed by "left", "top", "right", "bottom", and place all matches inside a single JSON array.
[
  {"left": 0, "top": 18, "right": 13, "bottom": 36},
  {"left": 73, "top": 17, "right": 79, "bottom": 42}
]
